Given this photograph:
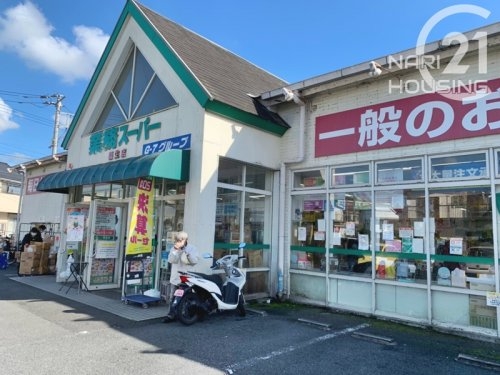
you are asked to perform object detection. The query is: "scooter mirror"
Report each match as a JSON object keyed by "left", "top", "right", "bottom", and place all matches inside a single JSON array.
[{"left": 202, "top": 253, "right": 213, "bottom": 259}]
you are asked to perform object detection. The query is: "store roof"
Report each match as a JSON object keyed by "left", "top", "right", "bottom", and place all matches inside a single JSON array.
[
  {"left": 135, "top": 2, "right": 288, "bottom": 116},
  {"left": 63, "top": 0, "right": 290, "bottom": 149},
  {"left": 260, "top": 22, "right": 500, "bottom": 102}
]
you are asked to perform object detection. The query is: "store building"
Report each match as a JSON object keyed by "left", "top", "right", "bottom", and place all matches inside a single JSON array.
[
  {"left": 21, "top": 0, "right": 500, "bottom": 339},
  {"left": 259, "top": 23, "right": 500, "bottom": 338},
  {"left": 34, "top": 1, "right": 289, "bottom": 299}
]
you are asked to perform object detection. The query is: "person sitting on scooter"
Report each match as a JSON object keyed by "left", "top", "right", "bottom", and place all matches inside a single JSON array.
[{"left": 163, "top": 231, "right": 199, "bottom": 323}]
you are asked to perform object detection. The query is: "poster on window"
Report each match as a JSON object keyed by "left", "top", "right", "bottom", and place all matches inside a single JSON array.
[
  {"left": 95, "top": 206, "right": 117, "bottom": 239},
  {"left": 298, "top": 227, "right": 307, "bottom": 242},
  {"left": 332, "top": 225, "right": 343, "bottom": 245},
  {"left": 382, "top": 223, "right": 394, "bottom": 240},
  {"left": 345, "top": 222, "right": 356, "bottom": 236},
  {"left": 90, "top": 259, "right": 115, "bottom": 284},
  {"left": 402, "top": 237, "right": 412, "bottom": 253},
  {"left": 449, "top": 237, "right": 463, "bottom": 255},
  {"left": 412, "top": 238, "right": 424, "bottom": 253},
  {"left": 125, "top": 177, "right": 154, "bottom": 258},
  {"left": 67, "top": 210, "right": 85, "bottom": 242},
  {"left": 358, "top": 234, "right": 369, "bottom": 250},
  {"left": 96, "top": 240, "right": 119, "bottom": 259}
]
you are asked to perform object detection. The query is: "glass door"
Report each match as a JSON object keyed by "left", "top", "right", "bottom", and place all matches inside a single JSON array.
[{"left": 84, "top": 199, "right": 129, "bottom": 290}]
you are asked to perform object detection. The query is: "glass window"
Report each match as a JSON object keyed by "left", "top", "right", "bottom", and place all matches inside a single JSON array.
[
  {"left": 496, "top": 150, "right": 500, "bottom": 177},
  {"left": 215, "top": 187, "right": 241, "bottom": 244},
  {"left": 217, "top": 158, "right": 243, "bottom": 186},
  {"left": 290, "top": 194, "right": 326, "bottom": 272},
  {"left": 430, "top": 186, "right": 494, "bottom": 290},
  {"left": 293, "top": 169, "right": 326, "bottom": 189},
  {"left": 376, "top": 159, "right": 422, "bottom": 184},
  {"left": 215, "top": 159, "right": 273, "bottom": 295},
  {"left": 246, "top": 164, "right": 268, "bottom": 190},
  {"left": 244, "top": 192, "right": 266, "bottom": 246},
  {"left": 430, "top": 153, "right": 487, "bottom": 181},
  {"left": 242, "top": 192, "right": 270, "bottom": 268},
  {"left": 374, "top": 189, "right": 427, "bottom": 283},
  {"left": 331, "top": 164, "right": 370, "bottom": 187},
  {"left": 328, "top": 191, "right": 372, "bottom": 277},
  {"left": 93, "top": 46, "right": 177, "bottom": 132}
]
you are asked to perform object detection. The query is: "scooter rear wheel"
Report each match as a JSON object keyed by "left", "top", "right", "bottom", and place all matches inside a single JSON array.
[
  {"left": 177, "top": 292, "right": 201, "bottom": 325},
  {"left": 236, "top": 294, "right": 246, "bottom": 317}
]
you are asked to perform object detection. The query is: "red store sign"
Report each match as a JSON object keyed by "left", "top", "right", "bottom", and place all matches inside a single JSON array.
[
  {"left": 26, "top": 176, "right": 43, "bottom": 195},
  {"left": 315, "top": 78, "right": 500, "bottom": 157}
]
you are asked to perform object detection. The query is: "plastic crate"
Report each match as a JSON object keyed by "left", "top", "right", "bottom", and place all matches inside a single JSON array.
[
  {"left": 0, "top": 252, "right": 8, "bottom": 270},
  {"left": 160, "top": 281, "right": 172, "bottom": 302}
]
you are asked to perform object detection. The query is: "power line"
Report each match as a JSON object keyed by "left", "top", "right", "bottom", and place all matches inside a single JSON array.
[{"left": 0, "top": 105, "right": 53, "bottom": 127}]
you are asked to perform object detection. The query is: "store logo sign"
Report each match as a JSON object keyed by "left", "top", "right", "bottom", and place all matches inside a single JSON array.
[{"left": 387, "top": 5, "right": 491, "bottom": 100}]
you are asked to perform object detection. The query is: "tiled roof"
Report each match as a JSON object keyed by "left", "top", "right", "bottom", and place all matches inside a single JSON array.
[
  {"left": 135, "top": 2, "right": 289, "bottom": 127},
  {"left": 0, "top": 162, "right": 22, "bottom": 183}
]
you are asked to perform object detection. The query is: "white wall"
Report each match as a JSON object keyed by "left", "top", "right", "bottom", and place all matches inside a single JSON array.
[{"left": 19, "top": 163, "right": 67, "bottom": 226}]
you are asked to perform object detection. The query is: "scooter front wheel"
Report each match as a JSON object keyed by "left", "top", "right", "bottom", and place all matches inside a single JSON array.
[{"left": 177, "top": 292, "right": 201, "bottom": 325}]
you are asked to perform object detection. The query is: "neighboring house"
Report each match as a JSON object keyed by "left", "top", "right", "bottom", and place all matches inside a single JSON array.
[
  {"left": 0, "top": 162, "right": 22, "bottom": 237},
  {"left": 8, "top": 153, "right": 67, "bottom": 244}
]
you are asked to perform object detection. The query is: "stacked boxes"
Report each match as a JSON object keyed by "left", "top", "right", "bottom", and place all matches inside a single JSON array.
[
  {"left": 19, "top": 242, "right": 52, "bottom": 276},
  {"left": 246, "top": 250, "right": 263, "bottom": 268}
]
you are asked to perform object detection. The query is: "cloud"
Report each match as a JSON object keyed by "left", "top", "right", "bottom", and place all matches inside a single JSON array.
[
  {"left": 0, "top": 1, "right": 109, "bottom": 83},
  {"left": 0, "top": 98, "right": 20, "bottom": 132}
]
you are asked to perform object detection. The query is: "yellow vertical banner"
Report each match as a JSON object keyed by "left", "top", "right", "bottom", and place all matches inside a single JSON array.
[{"left": 125, "top": 177, "right": 155, "bottom": 258}]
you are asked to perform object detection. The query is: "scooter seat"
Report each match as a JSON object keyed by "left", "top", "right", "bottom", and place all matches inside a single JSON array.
[{"left": 191, "top": 272, "right": 223, "bottom": 290}]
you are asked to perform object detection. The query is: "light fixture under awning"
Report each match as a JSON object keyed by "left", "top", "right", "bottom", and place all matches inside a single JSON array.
[{"left": 37, "top": 149, "right": 190, "bottom": 194}]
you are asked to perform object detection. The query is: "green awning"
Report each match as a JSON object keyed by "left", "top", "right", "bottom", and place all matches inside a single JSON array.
[{"left": 37, "top": 149, "right": 190, "bottom": 194}]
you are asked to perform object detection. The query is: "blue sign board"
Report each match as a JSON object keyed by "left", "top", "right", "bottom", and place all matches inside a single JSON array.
[{"left": 142, "top": 134, "right": 191, "bottom": 155}]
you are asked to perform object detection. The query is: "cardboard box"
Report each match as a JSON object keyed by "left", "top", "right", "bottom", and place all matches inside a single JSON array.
[
  {"left": 247, "top": 250, "right": 263, "bottom": 268},
  {"left": 25, "top": 242, "right": 43, "bottom": 256},
  {"left": 20, "top": 252, "right": 41, "bottom": 263},
  {"left": 19, "top": 261, "right": 35, "bottom": 275}
]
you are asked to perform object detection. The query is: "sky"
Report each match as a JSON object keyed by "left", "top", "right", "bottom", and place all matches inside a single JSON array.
[{"left": 1, "top": 0, "right": 500, "bottom": 167}]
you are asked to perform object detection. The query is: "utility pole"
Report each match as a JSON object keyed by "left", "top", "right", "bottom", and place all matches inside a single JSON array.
[{"left": 42, "top": 94, "right": 65, "bottom": 157}]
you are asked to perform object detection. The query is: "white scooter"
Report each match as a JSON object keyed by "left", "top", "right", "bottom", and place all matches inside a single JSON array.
[{"left": 172, "top": 243, "right": 247, "bottom": 325}]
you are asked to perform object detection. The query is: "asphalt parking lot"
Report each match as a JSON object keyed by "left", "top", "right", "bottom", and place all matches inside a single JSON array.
[{"left": 2, "top": 267, "right": 500, "bottom": 374}]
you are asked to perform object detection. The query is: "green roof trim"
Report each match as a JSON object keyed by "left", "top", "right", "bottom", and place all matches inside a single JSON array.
[{"left": 206, "top": 100, "right": 288, "bottom": 136}]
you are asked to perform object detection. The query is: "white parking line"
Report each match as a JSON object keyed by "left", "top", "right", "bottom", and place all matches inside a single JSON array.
[{"left": 224, "top": 323, "right": 369, "bottom": 374}]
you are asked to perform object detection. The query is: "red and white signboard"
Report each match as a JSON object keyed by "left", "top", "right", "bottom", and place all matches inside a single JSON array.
[
  {"left": 315, "top": 78, "right": 500, "bottom": 157},
  {"left": 26, "top": 176, "right": 43, "bottom": 195}
]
